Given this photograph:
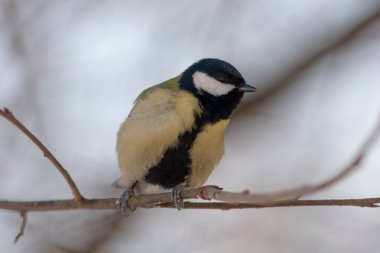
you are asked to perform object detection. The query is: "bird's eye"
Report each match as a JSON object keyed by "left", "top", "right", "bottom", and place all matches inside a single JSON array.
[{"left": 217, "top": 74, "right": 228, "bottom": 83}]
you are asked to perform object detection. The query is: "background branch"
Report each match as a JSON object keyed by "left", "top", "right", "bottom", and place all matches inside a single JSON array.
[{"left": 237, "top": 9, "right": 380, "bottom": 114}]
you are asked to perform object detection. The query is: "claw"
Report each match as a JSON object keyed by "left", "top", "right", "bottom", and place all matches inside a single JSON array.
[
  {"left": 172, "top": 185, "right": 184, "bottom": 210},
  {"left": 119, "top": 181, "right": 138, "bottom": 216}
]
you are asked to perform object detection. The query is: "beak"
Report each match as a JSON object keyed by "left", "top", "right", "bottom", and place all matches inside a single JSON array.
[{"left": 238, "top": 84, "right": 257, "bottom": 92}]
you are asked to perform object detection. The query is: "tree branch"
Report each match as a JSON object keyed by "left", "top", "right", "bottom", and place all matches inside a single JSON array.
[
  {"left": 0, "top": 108, "right": 379, "bottom": 212},
  {"left": 0, "top": 186, "right": 379, "bottom": 213},
  {"left": 14, "top": 211, "right": 27, "bottom": 243},
  {"left": 0, "top": 108, "right": 84, "bottom": 202},
  {"left": 305, "top": 117, "right": 380, "bottom": 193},
  {"left": 237, "top": 115, "right": 380, "bottom": 201},
  {"left": 0, "top": 107, "right": 379, "bottom": 244}
]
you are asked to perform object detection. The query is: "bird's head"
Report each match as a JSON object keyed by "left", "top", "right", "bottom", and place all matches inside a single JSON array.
[{"left": 180, "top": 58, "right": 256, "bottom": 97}]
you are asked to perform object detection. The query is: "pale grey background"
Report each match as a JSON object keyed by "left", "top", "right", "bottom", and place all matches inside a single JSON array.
[{"left": 1, "top": 1, "right": 380, "bottom": 252}]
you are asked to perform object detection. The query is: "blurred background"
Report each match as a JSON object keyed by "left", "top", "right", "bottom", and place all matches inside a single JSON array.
[{"left": 1, "top": 0, "right": 380, "bottom": 252}]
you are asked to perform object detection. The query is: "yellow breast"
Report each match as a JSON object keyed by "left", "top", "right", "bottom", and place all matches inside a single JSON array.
[
  {"left": 188, "top": 119, "right": 229, "bottom": 187},
  {"left": 116, "top": 82, "right": 201, "bottom": 186}
]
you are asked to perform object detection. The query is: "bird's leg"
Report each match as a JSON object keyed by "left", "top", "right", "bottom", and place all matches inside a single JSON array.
[
  {"left": 172, "top": 185, "right": 185, "bottom": 210},
  {"left": 119, "top": 181, "right": 138, "bottom": 216}
]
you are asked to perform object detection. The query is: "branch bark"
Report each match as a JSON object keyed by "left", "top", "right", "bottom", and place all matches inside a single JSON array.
[
  {"left": 0, "top": 186, "right": 379, "bottom": 213},
  {"left": 0, "top": 108, "right": 85, "bottom": 203}
]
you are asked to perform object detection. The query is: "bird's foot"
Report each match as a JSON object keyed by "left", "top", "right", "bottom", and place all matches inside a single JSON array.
[
  {"left": 119, "top": 183, "right": 137, "bottom": 216},
  {"left": 172, "top": 185, "right": 184, "bottom": 210}
]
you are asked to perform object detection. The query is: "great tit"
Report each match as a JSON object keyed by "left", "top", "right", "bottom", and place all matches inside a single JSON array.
[{"left": 115, "top": 58, "right": 255, "bottom": 209}]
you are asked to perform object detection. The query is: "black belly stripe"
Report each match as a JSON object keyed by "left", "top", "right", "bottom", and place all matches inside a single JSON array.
[
  {"left": 144, "top": 126, "right": 201, "bottom": 188},
  {"left": 144, "top": 90, "right": 243, "bottom": 189}
]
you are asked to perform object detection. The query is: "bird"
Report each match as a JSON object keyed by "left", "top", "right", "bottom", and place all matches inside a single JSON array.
[{"left": 115, "top": 58, "right": 256, "bottom": 212}]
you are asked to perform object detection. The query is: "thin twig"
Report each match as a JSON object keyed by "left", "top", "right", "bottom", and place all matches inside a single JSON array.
[
  {"left": 14, "top": 211, "right": 27, "bottom": 243},
  {"left": 223, "top": 115, "right": 380, "bottom": 202},
  {"left": 307, "top": 117, "right": 380, "bottom": 193},
  {"left": 0, "top": 108, "right": 85, "bottom": 202},
  {"left": 0, "top": 189, "right": 380, "bottom": 212},
  {"left": 159, "top": 198, "right": 380, "bottom": 209}
]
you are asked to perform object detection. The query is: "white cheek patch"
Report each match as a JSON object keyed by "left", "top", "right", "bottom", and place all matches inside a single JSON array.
[{"left": 192, "top": 71, "right": 235, "bottom": 96}]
